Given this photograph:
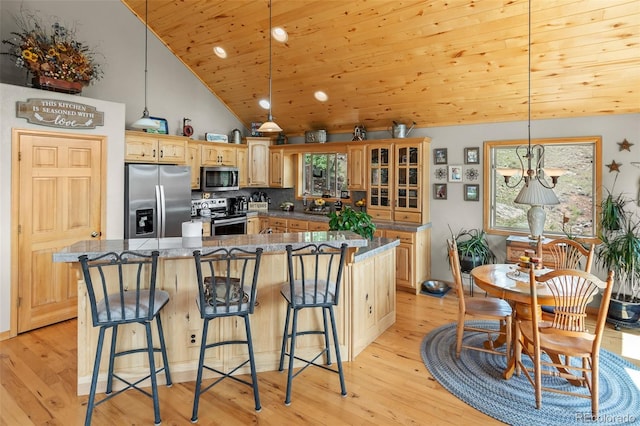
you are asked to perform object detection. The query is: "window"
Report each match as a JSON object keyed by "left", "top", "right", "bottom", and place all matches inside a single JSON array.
[
  {"left": 483, "top": 136, "right": 602, "bottom": 238},
  {"left": 302, "top": 153, "right": 348, "bottom": 198}
]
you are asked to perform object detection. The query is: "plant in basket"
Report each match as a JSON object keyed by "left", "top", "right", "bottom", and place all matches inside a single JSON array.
[{"left": 2, "top": 10, "right": 103, "bottom": 92}]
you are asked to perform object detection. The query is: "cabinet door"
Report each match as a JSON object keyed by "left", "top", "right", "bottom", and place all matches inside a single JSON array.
[
  {"left": 187, "top": 142, "right": 201, "bottom": 189},
  {"left": 236, "top": 146, "right": 248, "bottom": 187},
  {"left": 308, "top": 221, "right": 328, "bottom": 231},
  {"left": 269, "top": 218, "right": 287, "bottom": 233},
  {"left": 201, "top": 144, "right": 235, "bottom": 166},
  {"left": 246, "top": 217, "right": 260, "bottom": 234},
  {"left": 367, "top": 145, "right": 393, "bottom": 221},
  {"left": 247, "top": 139, "right": 270, "bottom": 187},
  {"left": 394, "top": 143, "right": 421, "bottom": 223},
  {"left": 385, "top": 230, "right": 415, "bottom": 290},
  {"left": 269, "top": 150, "right": 283, "bottom": 187},
  {"left": 287, "top": 219, "right": 308, "bottom": 232},
  {"left": 158, "top": 139, "right": 187, "bottom": 164},
  {"left": 347, "top": 144, "right": 366, "bottom": 190},
  {"left": 125, "top": 134, "right": 157, "bottom": 162}
]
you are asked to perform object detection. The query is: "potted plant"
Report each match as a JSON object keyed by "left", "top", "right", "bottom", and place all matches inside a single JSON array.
[
  {"left": 449, "top": 227, "right": 496, "bottom": 272},
  {"left": 596, "top": 191, "right": 640, "bottom": 325},
  {"left": 328, "top": 206, "right": 376, "bottom": 240}
]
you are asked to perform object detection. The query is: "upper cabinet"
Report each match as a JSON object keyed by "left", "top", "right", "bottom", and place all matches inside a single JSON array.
[
  {"left": 201, "top": 144, "right": 237, "bottom": 166},
  {"left": 236, "top": 146, "right": 248, "bottom": 187},
  {"left": 125, "top": 131, "right": 188, "bottom": 164},
  {"left": 245, "top": 137, "right": 270, "bottom": 187},
  {"left": 187, "top": 142, "right": 201, "bottom": 189},
  {"left": 347, "top": 144, "right": 366, "bottom": 191},
  {"left": 367, "top": 138, "right": 430, "bottom": 224},
  {"left": 269, "top": 148, "right": 294, "bottom": 188}
]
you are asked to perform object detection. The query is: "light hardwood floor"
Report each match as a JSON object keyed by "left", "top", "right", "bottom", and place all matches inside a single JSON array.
[{"left": 1, "top": 290, "right": 638, "bottom": 425}]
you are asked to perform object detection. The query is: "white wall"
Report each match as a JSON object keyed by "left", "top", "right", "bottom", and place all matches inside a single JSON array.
[
  {"left": 0, "top": 83, "right": 126, "bottom": 334},
  {"left": 366, "top": 114, "right": 640, "bottom": 283}
]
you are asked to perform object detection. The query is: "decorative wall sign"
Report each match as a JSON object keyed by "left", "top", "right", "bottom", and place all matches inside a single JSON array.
[{"left": 16, "top": 98, "right": 104, "bottom": 129}]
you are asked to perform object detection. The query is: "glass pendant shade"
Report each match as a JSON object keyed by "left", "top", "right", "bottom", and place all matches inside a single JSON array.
[
  {"left": 258, "top": 119, "right": 282, "bottom": 133},
  {"left": 132, "top": 108, "right": 159, "bottom": 130}
]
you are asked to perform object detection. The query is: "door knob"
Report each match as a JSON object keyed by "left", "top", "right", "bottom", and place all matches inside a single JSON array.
[{"left": 91, "top": 231, "right": 99, "bottom": 238}]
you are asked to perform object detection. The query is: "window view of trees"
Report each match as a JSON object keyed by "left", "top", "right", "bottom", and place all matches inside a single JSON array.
[
  {"left": 485, "top": 137, "right": 601, "bottom": 238},
  {"left": 302, "top": 153, "right": 348, "bottom": 197}
]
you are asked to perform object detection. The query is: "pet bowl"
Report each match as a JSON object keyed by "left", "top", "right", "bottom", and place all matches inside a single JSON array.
[{"left": 421, "top": 280, "right": 450, "bottom": 295}]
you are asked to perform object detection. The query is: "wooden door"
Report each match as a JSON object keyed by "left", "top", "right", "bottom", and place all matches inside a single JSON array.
[{"left": 16, "top": 130, "right": 104, "bottom": 332}]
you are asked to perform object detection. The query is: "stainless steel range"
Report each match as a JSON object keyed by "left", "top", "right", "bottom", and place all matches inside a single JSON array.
[{"left": 191, "top": 197, "right": 247, "bottom": 236}]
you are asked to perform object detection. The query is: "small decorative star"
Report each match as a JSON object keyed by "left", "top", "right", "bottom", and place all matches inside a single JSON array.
[
  {"left": 617, "top": 138, "right": 633, "bottom": 152},
  {"left": 606, "top": 160, "right": 622, "bottom": 172}
]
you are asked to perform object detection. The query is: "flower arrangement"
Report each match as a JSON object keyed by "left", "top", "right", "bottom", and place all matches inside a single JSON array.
[{"left": 2, "top": 11, "right": 102, "bottom": 85}]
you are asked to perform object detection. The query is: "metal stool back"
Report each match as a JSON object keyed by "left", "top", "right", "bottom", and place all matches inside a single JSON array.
[
  {"left": 78, "top": 250, "right": 172, "bottom": 426},
  {"left": 191, "top": 247, "right": 263, "bottom": 421},
  {"left": 278, "top": 243, "right": 348, "bottom": 405}
]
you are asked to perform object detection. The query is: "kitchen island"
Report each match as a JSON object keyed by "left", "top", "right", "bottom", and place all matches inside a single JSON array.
[{"left": 54, "top": 232, "right": 398, "bottom": 395}]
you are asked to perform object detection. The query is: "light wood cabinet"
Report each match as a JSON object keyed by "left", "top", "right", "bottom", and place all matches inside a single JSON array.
[
  {"left": 247, "top": 216, "right": 260, "bottom": 234},
  {"left": 269, "top": 149, "right": 293, "bottom": 188},
  {"left": 187, "top": 142, "right": 201, "bottom": 189},
  {"left": 351, "top": 246, "right": 396, "bottom": 358},
  {"left": 287, "top": 218, "right": 308, "bottom": 232},
  {"left": 269, "top": 217, "right": 288, "bottom": 233},
  {"left": 125, "top": 131, "right": 188, "bottom": 164},
  {"left": 347, "top": 144, "right": 367, "bottom": 190},
  {"left": 375, "top": 227, "right": 431, "bottom": 293},
  {"left": 201, "top": 143, "right": 237, "bottom": 166},
  {"left": 308, "top": 221, "right": 328, "bottom": 231},
  {"left": 246, "top": 137, "right": 270, "bottom": 187},
  {"left": 366, "top": 138, "right": 430, "bottom": 224},
  {"left": 367, "top": 144, "right": 393, "bottom": 221},
  {"left": 236, "top": 146, "right": 248, "bottom": 187}
]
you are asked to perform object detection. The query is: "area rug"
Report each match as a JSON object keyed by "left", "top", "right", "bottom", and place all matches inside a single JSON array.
[{"left": 421, "top": 321, "right": 640, "bottom": 425}]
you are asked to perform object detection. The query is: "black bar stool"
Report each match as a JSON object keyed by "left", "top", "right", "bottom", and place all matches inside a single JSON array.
[
  {"left": 78, "top": 250, "right": 172, "bottom": 426},
  {"left": 278, "top": 243, "right": 348, "bottom": 405},
  {"left": 191, "top": 247, "right": 263, "bottom": 422}
]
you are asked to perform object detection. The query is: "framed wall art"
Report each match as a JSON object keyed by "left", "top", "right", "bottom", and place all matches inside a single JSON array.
[
  {"left": 464, "top": 147, "right": 480, "bottom": 164},
  {"left": 434, "top": 148, "right": 448, "bottom": 165},
  {"left": 433, "top": 183, "right": 447, "bottom": 199},
  {"left": 448, "top": 165, "right": 463, "bottom": 182},
  {"left": 464, "top": 184, "right": 479, "bottom": 201}
]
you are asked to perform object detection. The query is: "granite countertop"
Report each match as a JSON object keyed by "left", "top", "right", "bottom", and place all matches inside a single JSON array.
[
  {"left": 255, "top": 210, "right": 432, "bottom": 232},
  {"left": 353, "top": 237, "right": 400, "bottom": 262},
  {"left": 53, "top": 231, "right": 369, "bottom": 262}
]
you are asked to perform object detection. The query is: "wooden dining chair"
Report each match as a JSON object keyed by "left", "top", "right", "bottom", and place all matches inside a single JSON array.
[
  {"left": 537, "top": 238, "right": 595, "bottom": 272},
  {"left": 514, "top": 266, "right": 615, "bottom": 419},
  {"left": 447, "top": 239, "right": 512, "bottom": 358}
]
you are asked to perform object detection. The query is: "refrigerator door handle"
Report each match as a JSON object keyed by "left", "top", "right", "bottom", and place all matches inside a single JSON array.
[
  {"left": 159, "top": 185, "right": 167, "bottom": 237},
  {"left": 155, "top": 184, "right": 162, "bottom": 237}
]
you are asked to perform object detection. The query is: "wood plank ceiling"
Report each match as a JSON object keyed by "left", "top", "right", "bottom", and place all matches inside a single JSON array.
[{"left": 121, "top": 0, "right": 640, "bottom": 136}]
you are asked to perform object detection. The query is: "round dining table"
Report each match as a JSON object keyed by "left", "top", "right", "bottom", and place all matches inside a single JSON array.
[{"left": 470, "top": 263, "right": 555, "bottom": 379}]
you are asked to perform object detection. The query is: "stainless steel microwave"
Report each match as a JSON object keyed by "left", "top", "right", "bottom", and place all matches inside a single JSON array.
[{"left": 200, "top": 166, "right": 239, "bottom": 192}]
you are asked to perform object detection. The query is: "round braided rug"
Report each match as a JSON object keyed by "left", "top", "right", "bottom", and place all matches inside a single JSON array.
[{"left": 421, "top": 321, "right": 640, "bottom": 425}]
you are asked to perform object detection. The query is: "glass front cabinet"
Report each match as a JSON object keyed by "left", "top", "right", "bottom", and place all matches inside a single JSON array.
[{"left": 366, "top": 139, "right": 429, "bottom": 224}]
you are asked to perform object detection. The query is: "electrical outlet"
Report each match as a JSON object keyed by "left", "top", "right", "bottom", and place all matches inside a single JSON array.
[{"left": 187, "top": 330, "right": 200, "bottom": 347}]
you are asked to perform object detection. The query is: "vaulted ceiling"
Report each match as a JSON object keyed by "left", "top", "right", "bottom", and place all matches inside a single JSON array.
[{"left": 121, "top": 0, "right": 640, "bottom": 136}]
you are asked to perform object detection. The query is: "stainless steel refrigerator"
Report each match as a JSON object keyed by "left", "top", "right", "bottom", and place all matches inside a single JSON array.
[{"left": 125, "top": 164, "right": 191, "bottom": 239}]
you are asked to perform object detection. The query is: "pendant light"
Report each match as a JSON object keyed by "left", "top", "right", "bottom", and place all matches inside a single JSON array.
[
  {"left": 496, "top": 0, "right": 563, "bottom": 190},
  {"left": 132, "top": 0, "right": 159, "bottom": 130},
  {"left": 510, "top": 0, "right": 560, "bottom": 240},
  {"left": 258, "top": 0, "right": 282, "bottom": 133}
]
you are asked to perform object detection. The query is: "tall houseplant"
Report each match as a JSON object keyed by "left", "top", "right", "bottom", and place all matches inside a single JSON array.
[
  {"left": 328, "top": 206, "right": 376, "bottom": 240},
  {"left": 596, "top": 182, "right": 640, "bottom": 324},
  {"left": 449, "top": 227, "right": 496, "bottom": 272}
]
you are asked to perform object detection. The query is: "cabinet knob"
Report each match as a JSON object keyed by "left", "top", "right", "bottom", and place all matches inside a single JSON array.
[{"left": 91, "top": 231, "right": 100, "bottom": 238}]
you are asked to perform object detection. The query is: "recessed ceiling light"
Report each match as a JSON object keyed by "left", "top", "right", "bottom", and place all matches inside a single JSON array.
[
  {"left": 314, "top": 91, "right": 328, "bottom": 102},
  {"left": 272, "top": 27, "right": 288, "bottom": 43},
  {"left": 259, "top": 99, "right": 270, "bottom": 109},
  {"left": 213, "top": 46, "right": 227, "bottom": 58}
]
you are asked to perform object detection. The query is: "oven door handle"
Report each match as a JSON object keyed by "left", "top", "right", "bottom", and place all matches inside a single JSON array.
[{"left": 212, "top": 217, "right": 246, "bottom": 226}]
